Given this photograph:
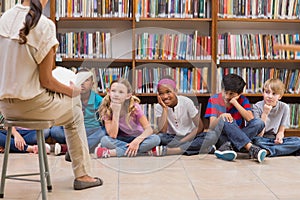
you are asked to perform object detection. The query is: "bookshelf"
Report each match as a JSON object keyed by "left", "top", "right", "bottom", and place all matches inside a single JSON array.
[
  {"left": 0, "top": 1, "right": 51, "bottom": 17},
  {"left": 50, "top": 0, "right": 215, "bottom": 114},
  {"left": 216, "top": 0, "right": 300, "bottom": 136},
  {"left": 47, "top": 0, "right": 300, "bottom": 135}
]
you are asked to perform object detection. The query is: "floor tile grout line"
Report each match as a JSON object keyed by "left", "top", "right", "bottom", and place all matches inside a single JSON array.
[
  {"left": 246, "top": 164, "right": 280, "bottom": 200},
  {"left": 117, "top": 158, "right": 120, "bottom": 200},
  {"left": 180, "top": 158, "right": 201, "bottom": 200}
]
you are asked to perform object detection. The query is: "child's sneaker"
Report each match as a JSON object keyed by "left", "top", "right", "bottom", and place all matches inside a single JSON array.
[
  {"left": 214, "top": 141, "right": 237, "bottom": 161},
  {"left": 94, "top": 147, "right": 110, "bottom": 158},
  {"left": 218, "top": 141, "right": 234, "bottom": 151},
  {"left": 54, "top": 143, "right": 61, "bottom": 155},
  {"left": 148, "top": 146, "right": 158, "bottom": 156},
  {"left": 148, "top": 146, "right": 167, "bottom": 156},
  {"left": 45, "top": 143, "right": 51, "bottom": 154},
  {"left": 249, "top": 144, "right": 267, "bottom": 163},
  {"left": 214, "top": 150, "right": 237, "bottom": 161},
  {"left": 0, "top": 146, "right": 4, "bottom": 153},
  {"left": 32, "top": 143, "right": 51, "bottom": 154},
  {"left": 208, "top": 145, "right": 216, "bottom": 154},
  {"left": 54, "top": 143, "right": 68, "bottom": 156}
]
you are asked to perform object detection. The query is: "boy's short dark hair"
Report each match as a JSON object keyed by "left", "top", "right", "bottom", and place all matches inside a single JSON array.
[{"left": 222, "top": 74, "right": 246, "bottom": 94}]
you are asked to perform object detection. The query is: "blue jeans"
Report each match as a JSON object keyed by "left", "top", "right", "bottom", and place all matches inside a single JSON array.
[
  {"left": 158, "top": 131, "right": 219, "bottom": 155},
  {"left": 219, "top": 118, "right": 265, "bottom": 151},
  {"left": 48, "top": 126, "right": 106, "bottom": 152},
  {"left": 0, "top": 129, "right": 50, "bottom": 153},
  {"left": 46, "top": 126, "right": 65, "bottom": 143},
  {"left": 86, "top": 127, "right": 107, "bottom": 152},
  {"left": 253, "top": 136, "right": 300, "bottom": 157},
  {"left": 101, "top": 134, "right": 161, "bottom": 157}
]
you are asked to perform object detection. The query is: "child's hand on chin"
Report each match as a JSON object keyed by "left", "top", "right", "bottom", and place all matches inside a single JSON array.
[
  {"left": 263, "top": 104, "right": 272, "bottom": 115},
  {"left": 110, "top": 102, "right": 122, "bottom": 113}
]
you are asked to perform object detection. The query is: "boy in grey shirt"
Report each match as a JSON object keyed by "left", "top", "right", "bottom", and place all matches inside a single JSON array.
[{"left": 252, "top": 78, "right": 300, "bottom": 156}]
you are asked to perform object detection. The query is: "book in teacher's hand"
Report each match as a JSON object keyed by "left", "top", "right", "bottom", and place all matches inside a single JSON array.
[{"left": 52, "top": 66, "right": 93, "bottom": 87}]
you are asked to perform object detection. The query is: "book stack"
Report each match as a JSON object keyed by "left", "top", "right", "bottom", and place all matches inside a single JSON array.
[
  {"left": 135, "top": 66, "right": 209, "bottom": 94},
  {"left": 57, "top": 31, "right": 112, "bottom": 59},
  {"left": 136, "top": 0, "right": 211, "bottom": 19},
  {"left": 136, "top": 31, "right": 211, "bottom": 61},
  {"left": 290, "top": 104, "right": 300, "bottom": 129},
  {"left": 96, "top": 66, "right": 130, "bottom": 93},
  {"left": 218, "top": 33, "right": 300, "bottom": 60},
  {"left": 217, "top": 67, "right": 300, "bottom": 94},
  {"left": 56, "top": 0, "right": 132, "bottom": 18},
  {"left": 218, "top": 0, "right": 300, "bottom": 19}
]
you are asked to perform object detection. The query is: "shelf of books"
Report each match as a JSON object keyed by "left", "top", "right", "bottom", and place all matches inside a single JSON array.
[
  {"left": 216, "top": 0, "right": 300, "bottom": 135},
  {"left": 135, "top": 0, "right": 212, "bottom": 19},
  {"left": 53, "top": 0, "right": 135, "bottom": 94},
  {"left": 133, "top": 0, "right": 214, "bottom": 100},
  {"left": 50, "top": 0, "right": 300, "bottom": 134},
  {"left": 0, "top": 0, "right": 51, "bottom": 17},
  {"left": 55, "top": 0, "right": 133, "bottom": 18},
  {"left": 2, "top": 0, "right": 300, "bottom": 134},
  {"left": 218, "top": 0, "right": 300, "bottom": 20}
]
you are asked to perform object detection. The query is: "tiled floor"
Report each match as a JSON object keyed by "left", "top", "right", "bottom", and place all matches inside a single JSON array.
[{"left": 0, "top": 153, "right": 299, "bottom": 200}]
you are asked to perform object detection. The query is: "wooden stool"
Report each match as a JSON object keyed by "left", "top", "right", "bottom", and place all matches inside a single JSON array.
[{"left": 0, "top": 119, "right": 54, "bottom": 200}]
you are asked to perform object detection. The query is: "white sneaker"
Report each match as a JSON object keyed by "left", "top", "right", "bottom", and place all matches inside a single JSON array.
[
  {"left": 214, "top": 150, "right": 237, "bottom": 161},
  {"left": 54, "top": 143, "right": 61, "bottom": 156},
  {"left": 45, "top": 143, "right": 51, "bottom": 154}
]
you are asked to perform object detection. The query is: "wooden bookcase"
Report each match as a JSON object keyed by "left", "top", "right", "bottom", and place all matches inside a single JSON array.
[
  {"left": 215, "top": 1, "right": 300, "bottom": 136},
  {"left": 47, "top": 0, "right": 300, "bottom": 135}
]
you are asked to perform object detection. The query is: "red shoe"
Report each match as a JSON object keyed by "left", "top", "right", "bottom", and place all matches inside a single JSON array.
[
  {"left": 148, "top": 146, "right": 167, "bottom": 156},
  {"left": 148, "top": 146, "right": 159, "bottom": 156},
  {"left": 0, "top": 146, "right": 5, "bottom": 153},
  {"left": 94, "top": 147, "right": 110, "bottom": 158}
]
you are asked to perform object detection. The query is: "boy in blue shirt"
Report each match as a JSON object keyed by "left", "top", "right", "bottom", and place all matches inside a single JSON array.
[{"left": 47, "top": 69, "right": 106, "bottom": 160}]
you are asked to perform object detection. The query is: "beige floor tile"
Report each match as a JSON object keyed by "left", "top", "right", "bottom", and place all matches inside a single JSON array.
[
  {"left": 119, "top": 183, "right": 198, "bottom": 200},
  {"left": 0, "top": 153, "right": 299, "bottom": 199},
  {"left": 119, "top": 167, "right": 189, "bottom": 184},
  {"left": 116, "top": 156, "right": 183, "bottom": 173},
  {"left": 3, "top": 181, "right": 41, "bottom": 199},
  {"left": 193, "top": 181, "right": 278, "bottom": 200},
  {"left": 183, "top": 154, "right": 248, "bottom": 170},
  {"left": 265, "top": 182, "right": 300, "bottom": 199},
  {"left": 186, "top": 167, "right": 261, "bottom": 184},
  {"left": 47, "top": 183, "right": 118, "bottom": 200}
]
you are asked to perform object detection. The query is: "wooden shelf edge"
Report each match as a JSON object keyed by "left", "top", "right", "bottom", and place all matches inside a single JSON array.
[
  {"left": 219, "top": 59, "right": 300, "bottom": 63},
  {"left": 285, "top": 129, "right": 300, "bottom": 137},
  {"left": 218, "top": 18, "right": 300, "bottom": 23},
  {"left": 137, "top": 18, "right": 212, "bottom": 22},
  {"left": 57, "top": 58, "right": 132, "bottom": 63},
  {"left": 98, "top": 92, "right": 300, "bottom": 98},
  {"left": 135, "top": 93, "right": 211, "bottom": 97},
  {"left": 56, "top": 58, "right": 133, "bottom": 68},
  {"left": 135, "top": 59, "right": 212, "bottom": 63},
  {"left": 244, "top": 94, "right": 300, "bottom": 98},
  {"left": 56, "top": 17, "right": 133, "bottom": 21}
]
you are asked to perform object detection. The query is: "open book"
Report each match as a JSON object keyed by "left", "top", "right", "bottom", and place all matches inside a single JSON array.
[{"left": 52, "top": 67, "right": 93, "bottom": 87}]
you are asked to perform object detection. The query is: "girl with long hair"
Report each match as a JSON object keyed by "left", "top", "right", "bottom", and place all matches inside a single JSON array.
[{"left": 95, "top": 79, "right": 160, "bottom": 158}]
